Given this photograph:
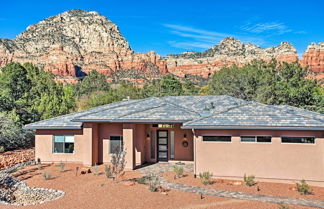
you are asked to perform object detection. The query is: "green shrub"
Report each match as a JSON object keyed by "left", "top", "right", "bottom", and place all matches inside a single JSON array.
[
  {"left": 244, "top": 174, "right": 256, "bottom": 187},
  {"left": 104, "top": 165, "right": 112, "bottom": 179},
  {"left": 42, "top": 171, "right": 51, "bottom": 180},
  {"left": 92, "top": 164, "right": 100, "bottom": 176},
  {"left": 296, "top": 180, "right": 312, "bottom": 195},
  {"left": 59, "top": 161, "right": 65, "bottom": 172},
  {"left": 199, "top": 171, "right": 213, "bottom": 185},
  {"left": 0, "top": 146, "right": 5, "bottom": 153},
  {"left": 147, "top": 174, "right": 160, "bottom": 192},
  {"left": 136, "top": 176, "right": 147, "bottom": 185},
  {"left": 173, "top": 165, "right": 184, "bottom": 178}
]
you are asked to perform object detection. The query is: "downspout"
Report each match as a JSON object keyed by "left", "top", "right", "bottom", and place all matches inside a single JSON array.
[{"left": 192, "top": 128, "right": 197, "bottom": 178}]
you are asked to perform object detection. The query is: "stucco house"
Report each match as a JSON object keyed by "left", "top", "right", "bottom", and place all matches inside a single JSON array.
[{"left": 25, "top": 96, "right": 324, "bottom": 185}]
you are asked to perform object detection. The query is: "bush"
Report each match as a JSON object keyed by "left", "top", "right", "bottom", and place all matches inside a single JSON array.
[
  {"left": 59, "top": 161, "right": 65, "bottom": 172},
  {"left": 147, "top": 174, "right": 160, "bottom": 192},
  {"left": 42, "top": 171, "right": 51, "bottom": 180},
  {"left": 0, "top": 112, "right": 34, "bottom": 151},
  {"left": 92, "top": 164, "right": 100, "bottom": 176},
  {"left": 173, "top": 165, "right": 184, "bottom": 178},
  {"left": 136, "top": 176, "right": 147, "bottom": 185},
  {"left": 0, "top": 146, "right": 5, "bottom": 153},
  {"left": 104, "top": 165, "right": 112, "bottom": 178},
  {"left": 244, "top": 174, "right": 256, "bottom": 187},
  {"left": 296, "top": 180, "right": 312, "bottom": 195},
  {"left": 199, "top": 172, "right": 213, "bottom": 185}
]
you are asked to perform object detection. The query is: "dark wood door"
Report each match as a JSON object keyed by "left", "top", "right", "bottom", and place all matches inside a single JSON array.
[{"left": 157, "top": 130, "right": 168, "bottom": 162}]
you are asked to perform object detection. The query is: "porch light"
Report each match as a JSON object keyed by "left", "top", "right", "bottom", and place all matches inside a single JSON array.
[{"left": 147, "top": 134, "right": 150, "bottom": 138}]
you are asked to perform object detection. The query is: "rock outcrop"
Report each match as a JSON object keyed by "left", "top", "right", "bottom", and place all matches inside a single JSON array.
[
  {"left": 0, "top": 9, "right": 167, "bottom": 83},
  {"left": 165, "top": 37, "right": 298, "bottom": 78},
  {"left": 0, "top": 9, "right": 321, "bottom": 83},
  {"left": 301, "top": 42, "right": 324, "bottom": 83}
]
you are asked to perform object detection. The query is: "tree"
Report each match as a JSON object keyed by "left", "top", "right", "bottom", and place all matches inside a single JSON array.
[
  {"left": 0, "top": 63, "right": 32, "bottom": 123},
  {"left": 0, "top": 112, "right": 34, "bottom": 151},
  {"left": 74, "top": 70, "right": 110, "bottom": 97},
  {"left": 207, "top": 60, "right": 324, "bottom": 113}
]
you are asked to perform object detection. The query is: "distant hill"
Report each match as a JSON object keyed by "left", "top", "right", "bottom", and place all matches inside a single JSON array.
[{"left": 0, "top": 9, "right": 322, "bottom": 84}]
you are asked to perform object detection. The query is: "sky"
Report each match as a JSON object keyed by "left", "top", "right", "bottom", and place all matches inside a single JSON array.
[{"left": 0, "top": 0, "right": 323, "bottom": 57}]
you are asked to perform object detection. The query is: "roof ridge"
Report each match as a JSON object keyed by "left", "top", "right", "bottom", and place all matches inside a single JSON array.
[
  {"left": 161, "top": 97, "right": 201, "bottom": 115},
  {"left": 72, "top": 98, "right": 149, "bottom": 120},
  {"left": 183, "top": 102, "right": 251, "bottom": 126},
  {"left": 110, "top": 98, "right": 166, "bottom": 120}
]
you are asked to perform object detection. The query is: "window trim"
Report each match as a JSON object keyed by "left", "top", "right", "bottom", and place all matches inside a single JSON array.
[
  {"left": 281, "top": 136, "right": 316, "bottom": 145},
  {"left": 52, "top": 135, "right": 75, "bottom": 154},
  {"left": 240, "top": 135, "right": 272, "bottom": 143},
  {"left": 109, "top": 135, "right": 124, "bottom": 154},
  {"left": 202, "top": 135, "right": 232, "bottom": 143}
]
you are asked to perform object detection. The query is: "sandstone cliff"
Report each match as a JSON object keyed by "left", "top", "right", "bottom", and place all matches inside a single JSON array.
[
  {"left": 165, "top": 37, "right": 298, "bottom": 78},
  {"left": 0, "top": 9, "right": 167, "bottom": 83},
  {"left": 0, "top": 9, "right": 322, "bottom": 84}
]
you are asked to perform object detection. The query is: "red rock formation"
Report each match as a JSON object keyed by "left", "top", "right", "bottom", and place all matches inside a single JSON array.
[
  {"left": 0, "top": 9, "right": 320, "bottom": 84},
  {"left": 301, "top": 42, "right": 324, "bottom": 73}
]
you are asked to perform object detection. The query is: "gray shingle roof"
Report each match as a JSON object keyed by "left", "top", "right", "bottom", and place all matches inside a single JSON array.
[{"left": 25, "top": 95, "right": 324, "bottom": 130}]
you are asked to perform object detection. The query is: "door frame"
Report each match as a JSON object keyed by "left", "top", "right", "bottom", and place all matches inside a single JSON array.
[{"left": 157, "top": 130, "right": 168, "bottom": 162}]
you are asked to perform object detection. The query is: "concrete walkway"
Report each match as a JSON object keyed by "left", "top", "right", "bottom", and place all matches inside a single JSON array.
[{"left": 138, "top": 163, "right": 324, "bottom": 208}]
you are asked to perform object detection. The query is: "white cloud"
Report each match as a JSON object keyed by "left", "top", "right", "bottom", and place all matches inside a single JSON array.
[
  {"left": 240, "top": 22, "right": 292, "bottom": 34},
  {"left": 163, "top": 23, "right": 266, "bottom": 50}
]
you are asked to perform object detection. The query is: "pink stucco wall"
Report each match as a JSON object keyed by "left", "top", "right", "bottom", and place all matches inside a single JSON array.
[
  {"left": 194, "top": 129, "right": 324, "bottom": 186},
  {"left": 35, "top": 129, "right": 85, "bottom": 164}
]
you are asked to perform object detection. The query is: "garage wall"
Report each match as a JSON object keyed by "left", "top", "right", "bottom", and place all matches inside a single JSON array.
[{"left": 194, "top": 129, "right": 324, "bottom": 186}]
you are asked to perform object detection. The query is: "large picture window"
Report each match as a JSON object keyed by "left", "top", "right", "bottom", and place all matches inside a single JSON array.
[
  {"left": 241, "top": 136, "right": 272, "bottom": 143},
  {"left": 53, "top": 135, "right": 74, "bottom": 153},
  {"left": 110, "top": 136, "right": 123, "bottom": 153},
  {"left": 203, "top": 136, "right": 231, "bottom": 142},
  {"left": 281, "top": 137, "right": 315, "bottom": 144}
]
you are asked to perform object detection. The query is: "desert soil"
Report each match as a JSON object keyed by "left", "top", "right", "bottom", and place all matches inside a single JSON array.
[{"left": 0, "top": 164, "right": 320, "bottom": 209}]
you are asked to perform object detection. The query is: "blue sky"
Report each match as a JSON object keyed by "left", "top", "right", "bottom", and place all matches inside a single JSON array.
[{"left": 0, "top": 0, "right": 323, "bottom": 56}]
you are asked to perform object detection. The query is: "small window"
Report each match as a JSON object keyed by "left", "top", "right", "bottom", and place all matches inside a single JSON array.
[
  {"left": 282, "top": 137, "right": 315, "bottom": 144},
  {"left": 203, "top": 136, "right": 231, "bottom": 142},
  {"left": 241, "top": 136, "right": 271, "bottom": 143},
  {"left": 110, "top": 136, "right": 123, "bottom": 153},
  {"left": 257, "top": 136, "right": 272, "bottom": 143},
  {"left": 53, "top": 135, "right": 74, "bottom": 153},
  {"left": 241, "top": 136, "right": 256, "bottom": 142}
]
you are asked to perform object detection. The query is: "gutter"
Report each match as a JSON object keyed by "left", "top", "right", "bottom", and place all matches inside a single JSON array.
[
  {"left": 181, "top": 125, "right": 324, "bottom": 131},
  {"left": 23, "top": 126, "right": 82, "bottom": 130}
]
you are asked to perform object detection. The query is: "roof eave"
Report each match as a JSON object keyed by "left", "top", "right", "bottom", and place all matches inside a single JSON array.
[
  {"left": 23, "top": 125, "right": 82, "bottom": 130},
  {"left": 181, "top": 125, "right": 324, "bottom": 131}
]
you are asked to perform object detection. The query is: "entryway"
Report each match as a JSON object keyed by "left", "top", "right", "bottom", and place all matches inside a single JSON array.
[{"left": 157, "top": 130, "right": 168, "bottom": 162}]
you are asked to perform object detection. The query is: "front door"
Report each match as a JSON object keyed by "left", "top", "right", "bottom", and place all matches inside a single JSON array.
[{"left": 157, "top": 130, "right": 168, "bottom": 162}]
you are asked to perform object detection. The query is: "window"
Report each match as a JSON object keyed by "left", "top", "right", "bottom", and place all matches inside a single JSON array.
[
  {"left": 110, "top": 136, "right": 123, "bottom": 153},
  {"left": 53, "top": 135, "right": 74, "bottom": 153},
  {"left": 281, "top": 137, "right": 315, "bottom": 144},
  {"left": 150, "top": 131, "right": 155, "bottom": 159},
  {"left": 241, "top": 136, "right": 272, "bottom": 143},
  {"left": 170, "top": 131, "right": 175, "bottom": 159},
  {"left": 203, "top": 136, "right": 231, "bottom": 142},
  {"left": 152, "top": 124, "right": 174, "bottom": 128}
]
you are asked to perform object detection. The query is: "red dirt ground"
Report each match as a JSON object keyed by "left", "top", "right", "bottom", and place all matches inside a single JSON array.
[
  {"left": 164, "top": 172, "right": 324, "bottom": 201},
  {"left": 0, "top": 164, "right": 319, "bottom": 209}
]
